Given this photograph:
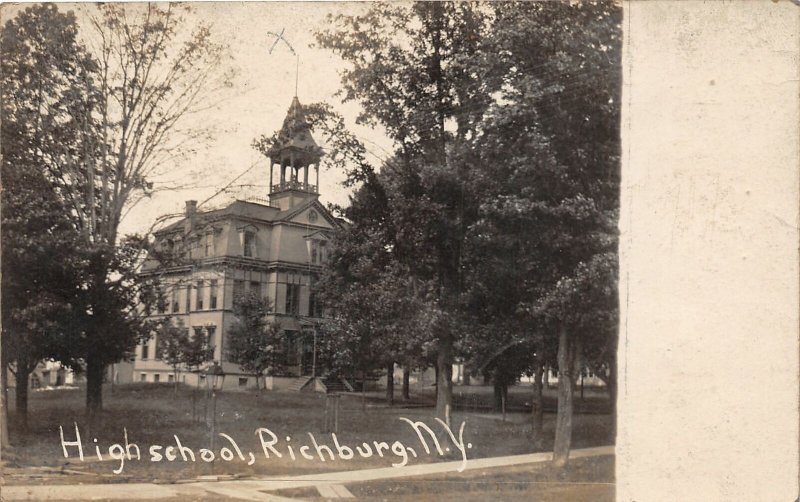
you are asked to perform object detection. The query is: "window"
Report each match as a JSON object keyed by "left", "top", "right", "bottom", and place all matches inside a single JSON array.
[
  {"left": 206, "top": 326, "right": 216, "bottom": 353},
  {"left": 140, "top": 373, "right": 147, "bottom": 382},
  {"left": 250, "top": 281, "right": 260, "bottom": 297},
  {"left": 184, "top": 238, "right": 194, "bottom": 259},
  {"left": 310, "top": 240, "right": 327, "bottom": 264},
  {"left": 196, "top": 281, "right": 204, "bottom": 310},
  {"left": 157, "top": 286, "right": 166, "bottom": 314},
  {"left": 168, "top": 374, "right": 175, "bottom": 383},
  {"left": 185, "top": 285, "right": 191, "bottom": 312},
  {"left": 210, "top": 280, "right": 218, "bottom": 309},
  {"left": 243, "top": 231, "right": 256, "bottom": 257},
  {"left": 194, "top": 326, "right": 204, "bottom": 342},
  {"left": 154, "top": 374, "right": 160, "bottom": 383},
  {"left": 233, "top": 280, "right": 245, "bottom": 302},
  {"left": 154, "top": 335, "right": 162, "bottom": 360},
  {"left": 175, "top": 237, "right": 185, "bottom": 259},
  {"left": 309, "top": 290, "right": 321, "bottom": 317},
  {"left": 172, "top": 288, "right": 180, "bottom": 313},
  {"left": 141, "top": 342, "right": 149, "bottom": 360},
  {"left": 285, "top": 284, "right": 300, "bottom": 315},
  {"left": 310, "top": 240, "right": 328, "bottom": 265},
  {"left": 204, "top": 233, "right": 214, "bottom": 257},
  {"left": 238, "top": 377, "right": 248, "bottom": 388}
]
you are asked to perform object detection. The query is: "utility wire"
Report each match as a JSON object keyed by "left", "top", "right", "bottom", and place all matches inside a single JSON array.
[{"left": 198, "top": 159, "right": 263, "bottom": 208}]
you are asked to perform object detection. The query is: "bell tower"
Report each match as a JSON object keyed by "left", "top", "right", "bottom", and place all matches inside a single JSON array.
[{"left": 267, "top": 97, "right": 323, "bottom": 210}]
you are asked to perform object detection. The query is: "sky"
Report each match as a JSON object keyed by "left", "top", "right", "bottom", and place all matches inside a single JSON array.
[{"left": 24, "top": 2, "right": 395, "bottom": 237}]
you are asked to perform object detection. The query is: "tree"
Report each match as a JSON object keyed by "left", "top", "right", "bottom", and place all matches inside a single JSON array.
[
  {"left": 318, "top": 259, "right": 432, "bottom": 405},
  {"left": 0, "top": 170, "right": 87, "bottom": 430},
  {"left": 0, "top": 4, "right": 96, "bottom": 430},
  {"left": 316, "top": 1, "right": 492, "bottom": 420},
  {"left": 173, "top": 318, "right": 213, "bottom": 422},
  {"left": 477, "top": 0, "right": 621, "bottom": 465},
  {"left": 226, "top": 293, "right": 283, "bottom": 392},
  {"left": 156, "top": 318, "right": 191, "bottom": 394},
  {"left": 154, "top": 315, "right": 212, "bottom": 423},
  {"left": 181, "top": 324, "right": 215, "bottom": 374},
  {"left": 31, "top": 3, "right": 233, "bottom": 416},
  {"left": 318, "top": 1, "right": 620, "bottom": 463},
  {"left": 314, "top": 164, "right": 440, "bottom": 406}
]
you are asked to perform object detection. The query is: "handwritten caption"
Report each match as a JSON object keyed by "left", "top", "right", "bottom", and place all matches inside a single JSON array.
[{"left": 59, "top": 418, "right": 473, "bottom": 474}]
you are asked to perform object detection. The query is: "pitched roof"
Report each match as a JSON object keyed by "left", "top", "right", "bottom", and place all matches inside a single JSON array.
[
  {"left": 153, "top": 198, "right": 339, "bottom": 236},
  {"left": 267, "top": 97, "right": 323, "bottom": 165}
]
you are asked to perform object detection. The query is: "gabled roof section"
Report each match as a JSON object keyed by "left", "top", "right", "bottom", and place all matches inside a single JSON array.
[{"left": 275, "top": 198, "right": 341, "bottom": 229}]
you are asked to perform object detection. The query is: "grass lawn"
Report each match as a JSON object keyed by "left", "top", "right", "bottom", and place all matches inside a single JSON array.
[
  {"left": 2, "top": 383, "right": 613, "bottom": 487},
  {"left": 275, "top": 454, "right": 614, "bottom": 502}
]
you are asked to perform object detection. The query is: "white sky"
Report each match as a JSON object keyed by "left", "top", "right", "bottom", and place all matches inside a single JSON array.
[{"left": 25, "top": 2, "right": 394, "bottom": 236}]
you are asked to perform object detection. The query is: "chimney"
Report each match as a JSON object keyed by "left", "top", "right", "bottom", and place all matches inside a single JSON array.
[
  {"left": 184, "top": 200, "right": 198, "bottom": 233},
  {"left": 185, "top": 200, "right": 197, "bottom": 217}
]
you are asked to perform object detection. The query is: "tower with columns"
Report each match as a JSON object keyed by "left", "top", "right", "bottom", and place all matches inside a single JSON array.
[{"left": 267, "top": 97, "right": 324, "bottom": 211}]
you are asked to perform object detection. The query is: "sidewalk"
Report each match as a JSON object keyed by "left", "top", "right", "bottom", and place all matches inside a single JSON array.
[{"left": 1, "top": 445, "right": 615, "bottom": 501}]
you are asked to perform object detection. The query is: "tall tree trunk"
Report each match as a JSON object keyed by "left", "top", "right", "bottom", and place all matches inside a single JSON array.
[
  {"left": 14, "top": 364, "right": 30, "bottom": 430},
  {"left": 192, "top": 387, "right": 197, "bottom": 423},
  {"left": 174, "top": 369, "right": 179, "bottom": 396},
  {"left": 85, "top": 355, "right": 104, "bottom": 419},
  {"left": 553, "top": 324, "right": 579, "bottom": 467},
  {"left": 402, "top": 366, "right": 410, "bottom": 400},
  {"left": 386, "top": 362, "right": 394, "bottom": 406},
  {"left": 532, "top": 359, "right": 545, "bottom": 442},
  {"left": 361, "top": 379, "right": 366, "bottom": 411},
  {"left": 0, "top": 358, "right": 10, "bottom": 447},
  {"left": 434, "top": 365, "right": 439, "bottom": 402},
  {"left": 435, "top": 336, "right": 453, "bottom": 422},
  {"left": 493, "top": 375, "right": 505, "bottom": 412}
]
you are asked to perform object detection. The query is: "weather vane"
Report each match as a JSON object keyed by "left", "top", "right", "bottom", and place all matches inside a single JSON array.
[{"left": 266, "top": 29, "right": 299, "bottom": 96}]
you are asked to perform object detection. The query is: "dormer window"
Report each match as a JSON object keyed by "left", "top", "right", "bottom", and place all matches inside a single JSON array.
[
  {"left": 163, "top": 238, "right": 175, "bottom": 255},
  {"left": 243, "top": 231, "right": 256, "bottom": 257},
  {"left": 173, "top": 236, "right": 185, "bottom": 258},
  {"left": 238, "top": 225, "right": 258, "bottom": 258},
  {"left": 204, "top": 233, "right": 214, "bottom": 257}
]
